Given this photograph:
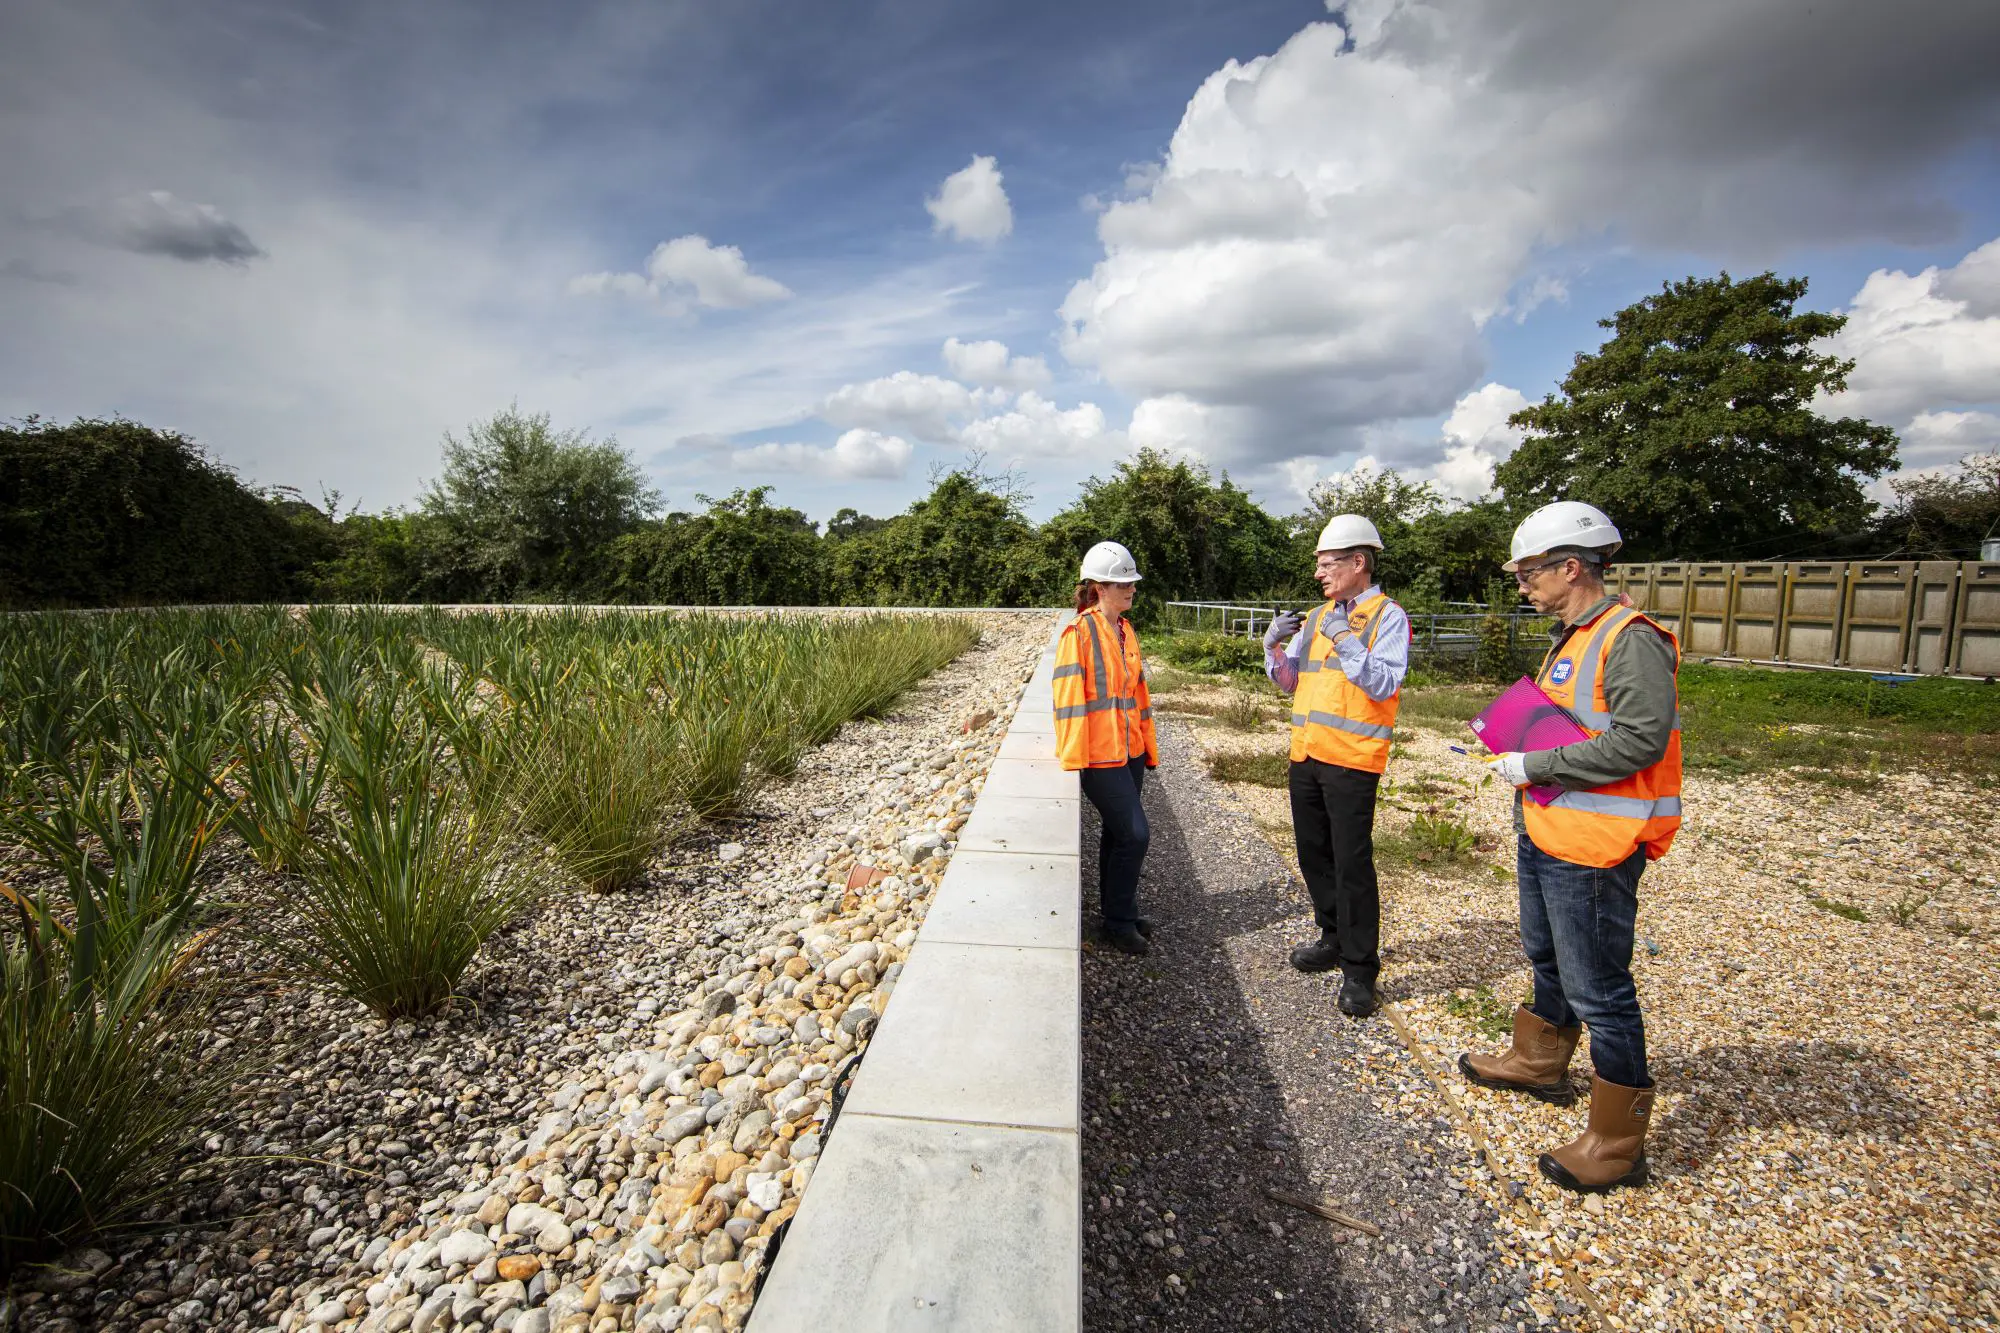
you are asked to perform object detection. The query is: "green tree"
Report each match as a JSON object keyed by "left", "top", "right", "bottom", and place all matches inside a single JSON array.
[
  {"left": 1877, "top": 452, "right": 2000, "bottom": 559},
  {"left": 1040, "top": 448, "right": 1292, "bottom": 616},
  {"left": 0, "top": 416, "right": 313, "bottom": 607},
  {"left": 414, "top": 407, "right": 658, "bottom": 601},
  {"left": 831, "top": 470, "right": 1053, "bottom": 606},
  {"left": 1496, "top": 272, "right": 1899, "bottom": 561},
  {"left": 607, "top": 488, "right": 827, "bottom": 605},
  {"left": 824, "top": 507, "right": 887, "bottom": 542}
]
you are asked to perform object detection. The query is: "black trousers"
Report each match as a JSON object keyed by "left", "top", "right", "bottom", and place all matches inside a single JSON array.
[
  {"left": 1288, "top": 756, "right": 1381, "bottom": 985},
  {"left": 1079, "top": 758, "right": 1150, "bottom": 927}
]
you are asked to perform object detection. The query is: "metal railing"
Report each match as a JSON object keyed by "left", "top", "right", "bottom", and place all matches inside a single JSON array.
[{"left": 1163, "top": 600, "right": 1553, "bottom": 659}]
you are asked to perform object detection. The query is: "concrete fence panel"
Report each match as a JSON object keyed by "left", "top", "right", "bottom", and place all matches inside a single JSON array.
[
  {"left": 1908, "top": 563, "right": 1961, "bottom": 674},
  {"left": 1839, "top": 562, "right": 1918, "bottom": 671},
  {"left": 1684, "top": 564, "right": 1734, "bottom": 657},
  {"left": 1725, "top": 563, "right": 1784, "bottom": 660},
  {"left": 1778, "top": 562, "right": 1846, "bottom": 667},
  {"left": 1649, "top": 563, "right": 1692, "bottom": 637},
  {"left": 1614, "top": 564, "right": 1657, "bottom": 615},
  {"left": 1953, "top": 563, "right": 2000, "bottom": 677}
]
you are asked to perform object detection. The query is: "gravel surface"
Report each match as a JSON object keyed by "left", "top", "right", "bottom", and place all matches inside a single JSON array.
[
  {"left": 1081, "top": 717, "right": 1530, "bottom": 1333},
  {"left": 5, "top": 613, "right": 1056, "bottom": 1333},
  {"left": 1179, "top": 677, "right": 2000, "bottom": 1332}
]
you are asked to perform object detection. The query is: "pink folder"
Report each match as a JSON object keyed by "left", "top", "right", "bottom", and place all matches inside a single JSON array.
[{"left": 1469, "top": 676, "right": 1591, "bottom": 807}]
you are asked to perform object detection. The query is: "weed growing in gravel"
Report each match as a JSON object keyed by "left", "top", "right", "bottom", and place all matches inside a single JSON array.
[
  {"left": 1214, "top": 693, "right": 1271, "bottom": 731},
  {"left": 1811, "top": 896, "right": 1869, "bottom": 923},
  {"left": 1206, "top": 751, "right": 1289, "bottom": 788},
  {"left": 1145, "top": 666, "right": 1203, "bottom": 695},
  {"left": 1387, "top": 812, "right": 1480, "bottom": 866},
  {"left": 1441, "top": 985, "right": 1516, "bottom": 1041},
  {"left": 1888, "top": 891, "right": 1930, "bottom": 929}
]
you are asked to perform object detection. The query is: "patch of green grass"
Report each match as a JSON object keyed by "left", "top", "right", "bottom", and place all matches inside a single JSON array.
[
  {"left": 1206, "top": 751, "right": 1290, "bottom": 788},
  {"left": 1146, "top": 665, "right": 1204, "bottom": 694},
  {"left": 1441, "top": 985, "right": 1516, "bottom": 1041},
  {"left": 1214, "top": 693, "right": 1271, "bottom": 731},
  {"left": 1396, "top": 686, "right": 1489, "bottom": 729},
  {"left": 1810, "top": 896, "right": 1869, "bottom": 923}
]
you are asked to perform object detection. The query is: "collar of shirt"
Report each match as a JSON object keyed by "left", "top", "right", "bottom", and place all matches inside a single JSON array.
[{"left": 1334, "top": 584, "right": 1383, "bottom": 615}]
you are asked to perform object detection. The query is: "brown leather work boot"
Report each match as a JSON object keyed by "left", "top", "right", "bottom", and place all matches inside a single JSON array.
[
  {"left": 1538, "top": 1076, "right": 1654, "bottom": 1193},
  {"left": 1457, "top": 1005, "right": 1579, "bottom": 1104}
]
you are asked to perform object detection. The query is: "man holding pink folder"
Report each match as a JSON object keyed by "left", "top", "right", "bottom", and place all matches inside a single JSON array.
[{"left": 1461, "top": 501, "right": 1683, "bottom": 1195}]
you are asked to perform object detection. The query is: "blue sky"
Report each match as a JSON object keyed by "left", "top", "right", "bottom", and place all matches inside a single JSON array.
[{"left": 4, "top": 0, "right": 1999, "bottom": 524}]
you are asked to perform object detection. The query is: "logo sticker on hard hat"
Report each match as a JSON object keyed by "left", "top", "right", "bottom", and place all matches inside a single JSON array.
[{"left": 1549, "top": 659, "right": 1575, "bottom": 686}]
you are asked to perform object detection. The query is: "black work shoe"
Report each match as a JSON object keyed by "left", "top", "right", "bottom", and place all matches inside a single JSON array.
[
  {"left": 1288, "top": 936, "right": 1341, "bottom": 973},
  {"left": 1337, "top": 976, "right": 1379, "bottom": 1018},
  {"left": 1134, "top": 917, "right": 1156, "bottom": 939},
  {"left": 1098, "top": 925, "right": 1150, "bottom": 957}
]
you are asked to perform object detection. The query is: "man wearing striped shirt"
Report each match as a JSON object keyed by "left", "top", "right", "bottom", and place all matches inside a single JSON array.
[{"left": 1263, "top": 514, "right": 1412, "bottom": 1018}]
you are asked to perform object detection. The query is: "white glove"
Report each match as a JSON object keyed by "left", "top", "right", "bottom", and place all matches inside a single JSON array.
[
  {"left": 1486, "top": 752, "right": 1529, "bottom": 786},
  {"left": 1262, "top": 610, "right": 1304, "bottom": 649}
]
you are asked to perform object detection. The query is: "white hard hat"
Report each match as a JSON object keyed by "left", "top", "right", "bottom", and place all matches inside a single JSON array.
[
  {"left": 1314, "top": 514, "right": 1384, "bottom": 553},
  {"left": 1504, "top": 501, "right": 1623, "bottom": 571},
  {"left": 1080, "top": 540, "right": 1143, "bottom": 584}
]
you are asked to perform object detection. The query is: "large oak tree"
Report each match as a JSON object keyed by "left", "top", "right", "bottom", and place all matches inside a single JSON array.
[{"left": 1495, "top": 273, "right": 1898, "bottom": 562}]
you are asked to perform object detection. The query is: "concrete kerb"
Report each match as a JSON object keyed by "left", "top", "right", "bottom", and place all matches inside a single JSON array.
[{"left": 748, "top": 620, "right": 1080, "bottom": 1333}]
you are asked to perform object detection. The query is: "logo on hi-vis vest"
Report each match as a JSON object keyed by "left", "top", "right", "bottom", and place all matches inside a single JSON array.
[{"left": 1549, "top": 658, "right": 1575, "bottom": 686}]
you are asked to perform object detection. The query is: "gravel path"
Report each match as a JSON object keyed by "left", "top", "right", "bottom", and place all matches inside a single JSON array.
[{"left": 1081, "top": 718, "right": 1535, "bottom": 1333}]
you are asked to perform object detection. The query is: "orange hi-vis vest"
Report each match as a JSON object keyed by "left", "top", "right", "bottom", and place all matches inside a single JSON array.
[
  {"left": 1288, "top": 590, "right": 1402, "bottom": 775},
  {"left": 1522, "top": 604, "right": 1684, "bottom": 869},
  {"left": 1053, "top": 607, "right": 1158, "bottom": 771}
]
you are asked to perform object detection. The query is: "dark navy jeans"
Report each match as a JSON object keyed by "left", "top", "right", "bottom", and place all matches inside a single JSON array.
[
  {"left": 1517, "top": 835, "right": 1650, "bottom": 1088},
  {"left": 1079, "top": 758, "right": 1151, "bottom": 927}
]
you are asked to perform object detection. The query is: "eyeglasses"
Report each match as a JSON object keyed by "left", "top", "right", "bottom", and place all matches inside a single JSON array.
[{"left": 1512, "top": 558, "right": 1566, "bottom": 584}]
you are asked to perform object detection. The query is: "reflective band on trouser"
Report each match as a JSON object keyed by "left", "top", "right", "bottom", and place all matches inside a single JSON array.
[
  {"left": 1522, "top": 604, "right": 1683, "bottom": 867},
  {"left": 1051, "top": 608, "right": 1158, "bottom": 770},
  {"left": 1287, "top": 593, "right": 1401, "bottom": 774}
]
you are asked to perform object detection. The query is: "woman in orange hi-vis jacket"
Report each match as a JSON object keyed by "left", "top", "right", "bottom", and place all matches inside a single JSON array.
[{"left": 1054, "top": 540, "right": 1158, "bottom": 956}]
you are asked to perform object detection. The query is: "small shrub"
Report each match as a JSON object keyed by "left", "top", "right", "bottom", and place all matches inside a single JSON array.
[
  {"left": 1214, "top": 693, "right": 1270, "bottom": 731},
  {"left": 1888, "top": 891, "right": 1929, "bottom": 929},
  {"left": 1384, "top": 811, "right": 1479, "bottom": 866},
  {"left": 1206, "top": 751, "right": 1290, "bottom": 788},
  {"left": 1152, "top": 632, "right": 1264, "bottom": 677}
]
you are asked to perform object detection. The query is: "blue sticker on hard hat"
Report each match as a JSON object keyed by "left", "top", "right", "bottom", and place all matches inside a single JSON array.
[{"left": 1549, "top": 658, "right": 1575, "bottom": 685}]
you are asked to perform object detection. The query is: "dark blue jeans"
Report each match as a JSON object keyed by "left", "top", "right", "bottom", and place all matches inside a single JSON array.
[
  {"left": 1517, "top": 835, "right": 1650, "bottom": 1088},
  {"left": 1079, "top": 758, "right": 1151, "bottom": 927}
]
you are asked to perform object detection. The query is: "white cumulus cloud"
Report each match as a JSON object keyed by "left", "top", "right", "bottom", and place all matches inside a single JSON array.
[
  {"left": 732, "top": 428, "right": 913, "bottom": 481},
  {"left": 926, "top": 155, "right": 1013, "bottom": 244},
  {"left": 941, "top": 337, "right": 1049, "bottom": 389},
  {"left": 1059, "top": 0, "right": 2000, "bottom": 469},
  {"left": 820, "top": 371, "right": 974, "bottom": 443},
  {"left": 569, "top": 234, "right": 791, "bottom": 309},
  {"left": 1820, "top": 235, "right": 2000, "bottom": 436},
  {"left": 957, "top": 391, "right": 1121, "bottom": 460},
  {"left": 1433, "top": 383, "right": 1531, "bottom": 500}
]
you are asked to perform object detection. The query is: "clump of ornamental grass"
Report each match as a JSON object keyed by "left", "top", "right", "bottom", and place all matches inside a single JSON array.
[
  {"left": 272, "top": 693, "right": 563, "bottom": 1019},
  {"left": 223, "top": 705, "right": 327, "bottom": 874},
  {"left": 510, "top": 693, "right": 692, "bottom": 893}
]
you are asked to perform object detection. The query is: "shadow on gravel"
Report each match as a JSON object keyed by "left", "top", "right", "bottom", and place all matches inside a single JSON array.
[
  {"left": 1080, "top": 778, "right": 1376, "bottom": 1331},
  {"left": 1375, "top": 916, "right": 1524, "bottom": 1004},
  {"left": 1648, "top": 1039, "right": 1926, "bottom": 1176}
]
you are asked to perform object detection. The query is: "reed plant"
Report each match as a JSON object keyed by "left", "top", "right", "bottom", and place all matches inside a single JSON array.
[{"left": 273, "top": 689, "right": 559, "bottom": 1018}]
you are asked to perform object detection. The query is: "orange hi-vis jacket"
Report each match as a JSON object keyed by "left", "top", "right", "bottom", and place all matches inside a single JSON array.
[
  {"left": 1053, "top": 607, "right": 1158, "bottom": 771},
  {"left": 1522, "top": 604, "right": 1684, "bottom": 869},
  {"left": 1288, "top": 590, "right": 1402, "bottom": 774}
]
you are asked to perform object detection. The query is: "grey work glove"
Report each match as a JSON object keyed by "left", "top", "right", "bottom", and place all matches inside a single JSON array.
[{"left": 1262, "top": 610, "right": 1304, "bottom": 649}]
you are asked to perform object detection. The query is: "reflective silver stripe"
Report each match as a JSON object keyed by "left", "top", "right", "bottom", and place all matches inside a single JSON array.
[
  {"left": 1052, "top": 663, "right": 1083, "bottom": 680},
  {"left": 1290, "top": 710, "right": 1394, "bottom": 740},
  {"left": 1545, "top": 791, "right": 1682, "bottom": 820},
  {"left": 1567, "top": 606, "right": 1633, "bottom": 728},
  {"left": 1081, "top": 613, "right": 1111, "bottom": 703},
  {"left": 1057, "top": 700, "right": 1121, "bottom": 719},
  {"left": 1138, "top": 707, "right": 1152, "bottom": 721}
]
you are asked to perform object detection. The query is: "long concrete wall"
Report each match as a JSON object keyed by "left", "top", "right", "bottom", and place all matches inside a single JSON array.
[
  {"left": 1612, "top": 559, "right": 2000, "bottom": 677},
  {"left": 747, "top": 624, "right": 1081, "bottom": 1331}
]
